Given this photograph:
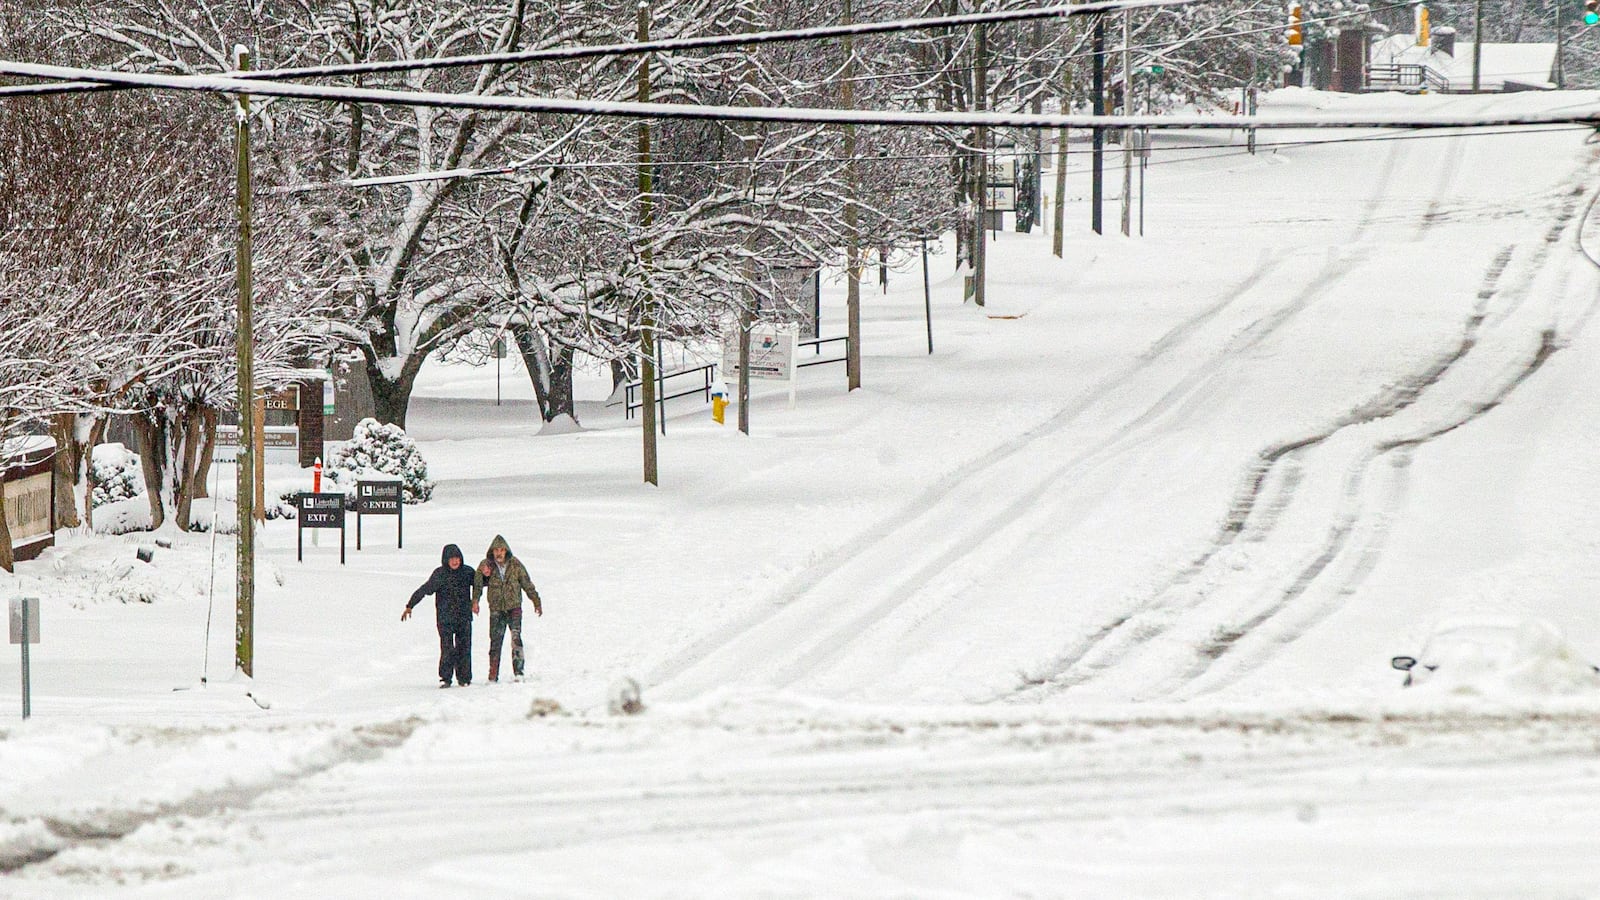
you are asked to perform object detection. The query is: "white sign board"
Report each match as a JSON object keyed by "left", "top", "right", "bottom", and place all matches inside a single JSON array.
[
  {"left": 986, "top": 185, "right": 1017, "bottom": 212},
  {"left": 3, "top": 473, "right": 51, "bottom": 548},
  {"left": 9, "top": 598, "right": 38, "bottom": 644},
  {"left": 722, "top": 326, "right": 798, "bottom": 382},
  {"left": 987, "top": 157, "right": 1017, "bottom": 185}
]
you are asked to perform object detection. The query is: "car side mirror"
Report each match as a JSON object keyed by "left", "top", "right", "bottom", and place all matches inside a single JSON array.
[{"left": 1391, "top": 656, "right": 1418, "bottom": 672}]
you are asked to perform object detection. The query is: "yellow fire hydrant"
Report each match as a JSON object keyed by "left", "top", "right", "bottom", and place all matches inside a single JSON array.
[{"left": 711, "top": 387, "right": 728, "bottom": 425}]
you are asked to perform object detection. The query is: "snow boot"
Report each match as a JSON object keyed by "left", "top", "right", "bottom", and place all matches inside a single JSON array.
[{"left": 488, "top": 659, "right": 500, "bottom": 683}]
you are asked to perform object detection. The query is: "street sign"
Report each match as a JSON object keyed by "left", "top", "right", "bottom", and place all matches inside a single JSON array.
[
  {"left": 356, "top": 480, "right": 403, "bottom": 551},
  {"left": 9, "top": 597, "right": 38, "bottom": 644},
  {"left": 10, "top": 597, "right": 37, "bottom": 720},
  {"left": 1130, "top": 130, "right": 1152, "bottom": 160},
  {"left": 492, "top": 337, "right": 508, "bottom": 359},
  {"left": 987, "top": 185, "right": 1017, "bottom": 212},
  {"left": 986, "top": 157, "right": 1017, "bottom": 185},
  {"left": 296, "top": 492, "right": 347, "bottom": 563}
]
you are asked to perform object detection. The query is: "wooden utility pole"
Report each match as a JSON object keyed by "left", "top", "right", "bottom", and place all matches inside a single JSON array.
[
  {"left": 234, "top": 45, "right": 256, "bottom": 678},
  {"left": 1029, "top": 20, "right": 1044, "bottom": 234},
  {"left": 738, "top": 71, "right": 756, "bottom": 435},
  {"left": 1053, "top": 62, "right": 1071, "bottom": 258},
  {"left": 1472, "top": 0, "right": 1483, "bottom": 93},
  {"left": 972, "top": 23, "right": 988, "bottom": 306},
  {"left": 252, "top": 394, "right": 265, "bottom": 523},
  {"left": 842, "top": 0, "right": 862, "bottom": 390},
  {"left": 637, "top": 2, "right": 659, "bottom": 484},
  {"left": 1119, "top": 8, "right": 1132, "bottom": 237},
  {"left": 1091, "top": 14, "right": 1105, "bottom": 234}
]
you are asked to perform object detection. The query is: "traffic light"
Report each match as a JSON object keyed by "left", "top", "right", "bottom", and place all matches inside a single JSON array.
[
  {"left": 1287, "top": 4, "right": 1303, "bottom": 46},
  {"left": 1587, "top": 0, "right": 1598, "bottom": 27}
]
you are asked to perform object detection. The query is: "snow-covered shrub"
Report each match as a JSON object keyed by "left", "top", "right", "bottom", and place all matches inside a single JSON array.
[
  {"left": 89, "top": 443, "right": 143, "bottom": 508},
  {"left": 324, "top": 418, "right": 434, "bottom": 504}
]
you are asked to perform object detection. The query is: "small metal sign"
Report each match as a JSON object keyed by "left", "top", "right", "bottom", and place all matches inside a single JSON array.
[
  {"left": 10, "top": 597, "right": 37, "bottom": 720},
  {"left": 492, "top": 337, "right": 508, "bottom": 359},
  {"left": 296, "top": 492, "right": 347, "bottom": 563},
  {"left": 1130, "top": 129, "right": 1152, "bottom": 160},
  {"left": 356, "top": 481, "right": 403, "bottom": 551},
  {"left": 9, "top": 597, "right": 38, "bottom": 644}
]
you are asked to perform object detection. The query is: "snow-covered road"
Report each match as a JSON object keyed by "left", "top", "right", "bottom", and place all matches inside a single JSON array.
[{"left": 6, "top": 89, "right": 1600, "bottom": 896}]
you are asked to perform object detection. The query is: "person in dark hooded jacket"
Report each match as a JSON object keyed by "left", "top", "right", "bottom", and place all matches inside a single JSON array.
[{"left": 403, "top": 543, "right": 478, "bottom": 687}]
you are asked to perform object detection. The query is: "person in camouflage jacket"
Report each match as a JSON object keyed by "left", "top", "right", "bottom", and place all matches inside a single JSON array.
[{"left": 473, "top": 534, "right": 542, "bottom": 682}]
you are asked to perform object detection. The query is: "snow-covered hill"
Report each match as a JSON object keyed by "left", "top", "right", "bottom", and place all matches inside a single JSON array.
[{"left": 5, "top": 89, "right": 1600, "bottom": 896}]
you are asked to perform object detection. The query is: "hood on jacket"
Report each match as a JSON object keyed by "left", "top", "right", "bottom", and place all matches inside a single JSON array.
[
  {"left": 487, "top": 534, "right": 513, "bottom": 562},
  {"left": 441, "top": 543, "right": 465, "bottom": 568}
]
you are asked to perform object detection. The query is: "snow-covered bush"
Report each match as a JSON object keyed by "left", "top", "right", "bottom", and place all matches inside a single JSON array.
[
  {"left": 324, "top": 418, "right": 434, "bottom": 504},
  {"left": 90, "top": 443, "right": 144, "bottom": 509}
]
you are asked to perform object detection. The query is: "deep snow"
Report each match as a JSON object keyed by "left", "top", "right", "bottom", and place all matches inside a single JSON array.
[{"left": 5, "top": 89, "right": 1600, "bottom": 896}]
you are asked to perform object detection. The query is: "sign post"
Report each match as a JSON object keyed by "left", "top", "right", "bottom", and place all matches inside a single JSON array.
[
  {"left": 492, "top": 337, "right": 507, "bottom": 407},
  {"left": 10, "top": 597, "right": 38, "bottom": 719},
  {"left": 356, "top": 481, "right": 403, "bottom": 551},
  {"left": 296, "top": 493, "right": 346, "bottom": 564}
]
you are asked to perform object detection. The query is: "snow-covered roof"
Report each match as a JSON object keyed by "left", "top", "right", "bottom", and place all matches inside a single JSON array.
[
  {"left": 1, "top": 435, "right": 57, "bottom": 462},
  {"left": 1372, "top": 35, "right": 1557, "bottom": 91}
]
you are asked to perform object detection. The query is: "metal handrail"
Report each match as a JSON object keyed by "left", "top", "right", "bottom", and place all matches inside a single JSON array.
[
  {"left": 1367, "top": 63, "right": 1451, "bottom": 93},
  {"left": 623, "top": 362, "right": 716, "bottom": 419}
]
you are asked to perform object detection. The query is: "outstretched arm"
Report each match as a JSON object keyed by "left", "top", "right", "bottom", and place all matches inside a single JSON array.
[{"left": 404, "top": 571, "right": 439, "bottom": 621}]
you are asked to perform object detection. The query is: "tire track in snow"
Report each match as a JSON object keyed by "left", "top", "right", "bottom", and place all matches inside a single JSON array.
[
  {"left": 1145, "top": 181, "right": 1595, "bottom": 699},
  {"left": 1164, "top": 182, "right": 1594, "bottom": 697},
  {"left": 714, "top": 142, "right": 1424, "bottom": 696},
  {"left": 1017, "top": 169, "right": 1590, "bottom": 701},
  {"left": 762, "top": 243, "right": 1386, "bottom": 693},
  {"left": 0, "top": 717, "right": 420, "bottom": 876},
  {"left": 1001, "top": 142, "right": 1490, "bottom": 699},
  {"left": 644, "top": 249, "right": 1298, "bottom": 696}
]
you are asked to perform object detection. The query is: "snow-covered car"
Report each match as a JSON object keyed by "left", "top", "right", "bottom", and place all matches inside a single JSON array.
[{"left": 1391, "top": 616, "right": 1600, "bottom": 694}]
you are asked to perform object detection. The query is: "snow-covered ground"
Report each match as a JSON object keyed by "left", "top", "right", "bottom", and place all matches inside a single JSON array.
[{"left": 7, "top": 89, "right": 1600, "bottom": 896}]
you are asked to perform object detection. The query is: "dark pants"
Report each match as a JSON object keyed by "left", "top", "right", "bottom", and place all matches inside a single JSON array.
[
  {"left": 437, "top": 619, "right": 472, "bottom": 685},
  {"left": 489, "top": 607, "right": 524, "bottom": 678}
]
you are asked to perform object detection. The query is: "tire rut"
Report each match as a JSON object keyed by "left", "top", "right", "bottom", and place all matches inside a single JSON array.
[
  {"left": 0, "top": 717, "right": 421, "bottom": 877},
  {"left": 646, "top": 249, "right": 1294, "bottom": 693},
  {"left": 1017, "top": 175, "right": 1592, "bottom": 702}
]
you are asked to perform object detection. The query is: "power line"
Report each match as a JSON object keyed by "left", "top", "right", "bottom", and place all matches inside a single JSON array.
[
  {"left": 835, "top": 0, "right": 1419, "bottom": 87},
  {"left": 5, "top": 59, "right": 1600, "bottom": 132},
  {"left": 0, "top": 0, "right": 1204, "bottom": 99}
]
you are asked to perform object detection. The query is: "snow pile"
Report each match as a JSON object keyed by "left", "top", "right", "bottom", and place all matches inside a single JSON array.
[
  {"left": 88, "top": 443, "right": 151, "bottom": 535},
  {"left": 324, "top": 418, "right": 434, "bottom": 504},
  {"left": 89, "top": 443, "right": 142, "bottom": 509},
  {"left": 1409, "top": 617, "right": 1600, "bottom": 699}
]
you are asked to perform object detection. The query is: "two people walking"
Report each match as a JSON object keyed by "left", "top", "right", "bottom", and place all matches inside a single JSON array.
[{"left": 403, "top": 535, "right": 543, "bottom": 688}]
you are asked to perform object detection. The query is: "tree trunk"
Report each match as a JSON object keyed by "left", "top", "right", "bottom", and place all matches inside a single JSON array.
[
  {"left": 193, "top": 407, "right": 217, "bottom": 500},
  {"left": 175, "top": 404, "right": 201, "bottom": 532},
  {"left": 366, "top": 353, "right": 422, "bottom": 429},
  {"left": 512, "top": 323, "right": 554, "bottom": 416},
  {"left": 49, "top": 413, "right": 82, "bottom": 530},
  {"left": 611, "top": 357, "right": 634, "bottom": 396},
  {"left": 133, "top": 413, "right": 166, "bottom": 531},
  {"left": 0, "top": 487, "right": 13, "bottom": 574},
  {"left": 82, "top": 416, "right": 107, "bottom": 531},
  {"left": 511, "top": 326, "right": 578, "bottom": 423},
  {"left": 547, "top": 345, "right": 577, "bottom": 423}
]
